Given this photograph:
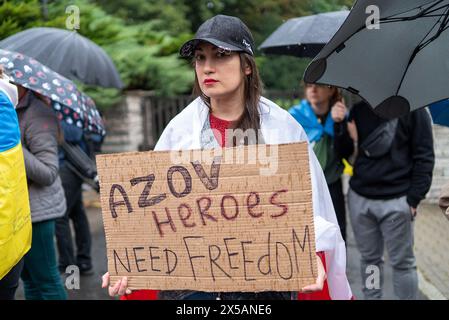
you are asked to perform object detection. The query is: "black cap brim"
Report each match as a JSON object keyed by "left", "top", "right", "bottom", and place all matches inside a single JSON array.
[{"left": 179, "top": 38, "right": 244, "bottom": 58}]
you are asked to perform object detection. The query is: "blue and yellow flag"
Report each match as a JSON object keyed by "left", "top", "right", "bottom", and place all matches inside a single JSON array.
[{"left": 0, "top": 86, "right": 32, "bottom": 279}]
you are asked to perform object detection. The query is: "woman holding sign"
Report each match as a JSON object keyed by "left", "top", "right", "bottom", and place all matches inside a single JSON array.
[{"left": 102, "top": 14, "right": 353, "bottom": 300}]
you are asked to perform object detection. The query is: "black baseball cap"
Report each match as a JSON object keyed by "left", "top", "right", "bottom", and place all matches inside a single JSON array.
[{"left": 180, "top": 14, "right": 255, "bottom": 58}]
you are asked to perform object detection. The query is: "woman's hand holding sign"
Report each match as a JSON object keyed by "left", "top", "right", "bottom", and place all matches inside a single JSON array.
[
  {"left": 102, "top": 272, "right": 132, "bottom": 297},
  {"left": 300, "top": 254, "right": 327, "bottom": 293}
]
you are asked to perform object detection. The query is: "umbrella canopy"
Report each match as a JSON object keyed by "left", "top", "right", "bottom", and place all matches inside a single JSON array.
[
  {"left": 429, "top": 99, "right": 449, "bottom": 127},
  {"left": 53, "top": 94, "right": 105, "bottom": 136},
  {"left": 0, "top": 27, "right": 123, "bottom": 89},
  {"left": 304, "top": 0, "right": 449, "bottom": 119},
  {"left": 0, "top": 49, "right": 105, "bottom": 136},
  {"left": 259, "top": 10, "right": 349, "bottom": 58}
]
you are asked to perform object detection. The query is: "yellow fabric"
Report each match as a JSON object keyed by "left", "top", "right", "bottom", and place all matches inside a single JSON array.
[
  {"left": 0, "top": 143, "right": 32, "bottom": 279},
  {"left": 343, "top": 158, "right": 353, "bottom": 176}
]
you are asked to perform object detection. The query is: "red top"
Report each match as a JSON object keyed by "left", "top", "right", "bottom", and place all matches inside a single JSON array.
[{"left": 209, "top": 113, "right": 233, "bottom": 147}]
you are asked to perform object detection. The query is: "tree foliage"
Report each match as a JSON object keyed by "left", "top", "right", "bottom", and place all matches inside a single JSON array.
[{"left": 0, "top": 0, "right": 355, "bottom": 109}]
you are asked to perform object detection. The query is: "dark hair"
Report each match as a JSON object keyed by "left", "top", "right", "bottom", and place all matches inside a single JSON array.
[
  {"left": 192, "top": 52, "right": 264, "bottom": 146},
  {"left": 329, "top": 87, "right": 343, "bottom": 107}
]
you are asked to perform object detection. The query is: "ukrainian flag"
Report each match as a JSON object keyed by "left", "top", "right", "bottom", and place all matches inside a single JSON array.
[{"left": 0, "top": 87, "right": 31, "bottom": 279}]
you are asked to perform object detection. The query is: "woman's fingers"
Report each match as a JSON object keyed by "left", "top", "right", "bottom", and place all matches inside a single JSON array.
[
  {"left": 300, "top": 254, "right": 327, "bottom": 293},
  {"left": 109, "top": 279, "right": 122, "bottom": 297},
  {"left": 101, "top": 272, "right": 110, "bottom": 288},
  {"left": 333, "top": 102, "right": 347, "bottom": 115},
  {"left": 103, "top": 273, "right": 130, "bottom": 297},
  {"left": 117, "top": 277, "right": 128, "bottom": 296},
  {"left": 331, "top": 102, "right": 347, "bottom": 122},
  {"left": 301, "top": 283, "right": 322, "bottom": 293},
  {"left": 334, "top": 101, "right": 347, "bottom": 110},
  {"left": 300, "top": 275, "right": 325, "bottom": 293}
]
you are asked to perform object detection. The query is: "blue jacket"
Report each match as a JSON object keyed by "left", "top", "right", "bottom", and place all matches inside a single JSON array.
[{"left": 288, "top": 99, "right": 334, "bottom": 143}]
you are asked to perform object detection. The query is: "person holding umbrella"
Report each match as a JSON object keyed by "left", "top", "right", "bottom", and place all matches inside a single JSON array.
[
  {"left": 102, "top": 14, "right": 353, "bottom": 300},
  {"left": 55, "top": 118, "right": 100, "bottom": 275},
  {"left": 15, "top": 83, "right": 68, "bottom": 300},
  {"left": 1, "top": 48, "right": 105, "bottom": 283},
  {"left": 288, "top": 83, "right": 353, "bottom": 242},
  {"left": 1, "top": 50, "right": 70, "bottom": 299},
  {"left": 259, "top": 10, "right": 354, "bottom": 242},
  {"left": 53, "top": 87, "right": 105, "bottom": 278}
]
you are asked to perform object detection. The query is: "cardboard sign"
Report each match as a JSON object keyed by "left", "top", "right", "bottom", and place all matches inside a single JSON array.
[{"left": 97, "top": 142, "right": 317, "bottom": 292}]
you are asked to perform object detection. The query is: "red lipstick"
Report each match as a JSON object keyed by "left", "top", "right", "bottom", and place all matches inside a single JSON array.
[{"left": 204, "top": 78, "right": 219, "bottom": 85}]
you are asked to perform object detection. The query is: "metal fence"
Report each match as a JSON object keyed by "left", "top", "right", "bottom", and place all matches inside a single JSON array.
[
  {"left": 140, "top": 94, "right": 194, "bottom": 150},
  {"left": 139, "top": 89, "right": 359, "bottom": 150}
]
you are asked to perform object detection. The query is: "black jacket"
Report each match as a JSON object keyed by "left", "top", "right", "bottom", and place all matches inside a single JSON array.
[{"left": 349, "top": 101, "right": 435, "bottom": 208}]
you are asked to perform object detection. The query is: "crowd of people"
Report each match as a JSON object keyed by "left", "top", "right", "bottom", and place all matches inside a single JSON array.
[{"left": 1, "top": 13, "right": 447, "bottom": 301}]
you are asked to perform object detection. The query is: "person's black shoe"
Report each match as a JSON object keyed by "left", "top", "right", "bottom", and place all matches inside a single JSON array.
[{"left": 77, "top": 263, "right": 94, "bottom": 275}]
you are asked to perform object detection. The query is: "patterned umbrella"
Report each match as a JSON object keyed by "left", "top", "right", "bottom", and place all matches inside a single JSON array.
[
  {"left": 53, "top": 94, "right": 105, "bottom": 136},
  {"left": 0, "top": 49, "right": 105, "bottom": 135}
]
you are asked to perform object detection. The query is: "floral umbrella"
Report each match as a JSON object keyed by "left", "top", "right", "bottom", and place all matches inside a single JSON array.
[
  {"left": 0, "top": 49, "right": 105, "bottom": 135},
  {"left": 53, "top": 93, "right": 105, "bottom": 136}
]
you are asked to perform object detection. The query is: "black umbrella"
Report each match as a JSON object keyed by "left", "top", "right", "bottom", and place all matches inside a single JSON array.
[
  {"left": 0, "top": 49, "right": 105, "bottom": 136},
  {"left": 0, "top": 27, "right": 123, "bottom": 89},
  {"left": 304, "top": 0, "right": 449, "bottom": 119},
  {"left": 259, "top": 10, "right": 349, "bottom": 58}
]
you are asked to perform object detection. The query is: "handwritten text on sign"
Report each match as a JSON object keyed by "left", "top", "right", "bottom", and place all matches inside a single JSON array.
[{"left": 97, "top": 142, "right": 316, "bottom": 292}]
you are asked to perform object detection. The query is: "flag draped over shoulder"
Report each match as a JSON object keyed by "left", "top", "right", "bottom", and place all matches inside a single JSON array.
[{"left": 0, "top": 81, "right": 31, "bottom": 280}]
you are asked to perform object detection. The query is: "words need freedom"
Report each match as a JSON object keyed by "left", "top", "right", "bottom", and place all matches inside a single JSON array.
[{"left": 112, "top": 226, "right": 315, "bottom": 282}]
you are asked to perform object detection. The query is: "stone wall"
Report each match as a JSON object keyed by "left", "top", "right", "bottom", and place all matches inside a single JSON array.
[
  {"left": 101, "top": 91, "right": 149, "bottom": 154},
  {"left": 425, "top": 124, "right": 449, "bottom": 204}
]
